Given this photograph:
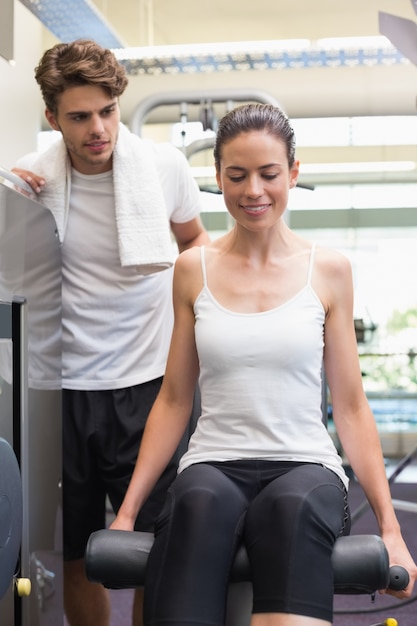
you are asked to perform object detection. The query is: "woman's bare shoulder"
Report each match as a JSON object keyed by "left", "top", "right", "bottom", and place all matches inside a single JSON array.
[
  {"left": 175, "top": 237, "right": 226, "bottom": 269},
  {"left": 175, "top": 244, "right": 202, "bottom": 269},
  {"left": 173, "top": 245, "right": 207, "bottom": 304},
  {"left": 314, "top": 244, "right": 352, "bottom": 279},
  {"left": 311, "top": 245, "right": 354, "bottom": 314}
]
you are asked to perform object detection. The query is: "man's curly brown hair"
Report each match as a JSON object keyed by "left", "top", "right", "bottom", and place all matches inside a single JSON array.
[{"left": 35, "top": 39, "right": 129, "bottom": 114}]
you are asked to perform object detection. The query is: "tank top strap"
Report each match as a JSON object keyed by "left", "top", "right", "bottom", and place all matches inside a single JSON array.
[
  {"left": 200, "top": 245, "right": 208, "bottom": 288},
  {"left": 306, "top": 242, "right": 316, "bottom": 287}
]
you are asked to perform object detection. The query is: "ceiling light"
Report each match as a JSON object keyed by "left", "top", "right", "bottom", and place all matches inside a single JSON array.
[
  {"left": 191, "top": 162, "right": 416, "bottom": 180},
  {"left": 113, "top": 39, "right": 312, "bottom": 61},
  {"left": 316, "top": 36, "right": 393, "bottom": 50},
  {"left": 111, "top": 35, "right": 405, "bottom": 75},
  {"left": 300, "top": 162, "right": 416, "bottom": 174},
  {"left": 19, "top": 0, "right": 125, "bottom": 48}
]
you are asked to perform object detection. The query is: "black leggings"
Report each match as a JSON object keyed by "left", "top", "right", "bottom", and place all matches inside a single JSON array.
[{"left": 144, "top": 460, "right": 350, "bottom": 626}]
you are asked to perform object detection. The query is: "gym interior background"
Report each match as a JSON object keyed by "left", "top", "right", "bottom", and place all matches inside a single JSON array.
[
  {"left": 4, "top": 0, "right": 416, "bottom": 455},
  {"left": 1, "top": 1, "right": 417, "bottom": 624}
]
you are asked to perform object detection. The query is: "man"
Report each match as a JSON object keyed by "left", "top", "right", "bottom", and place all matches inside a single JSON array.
[{"left": 13, "top": 38, "right": 209, "bottom": 626}]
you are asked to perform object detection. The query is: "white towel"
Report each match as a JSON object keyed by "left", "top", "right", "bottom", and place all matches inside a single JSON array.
[{"left": 17, "top": 123, "right": 174, "bottom": 275}]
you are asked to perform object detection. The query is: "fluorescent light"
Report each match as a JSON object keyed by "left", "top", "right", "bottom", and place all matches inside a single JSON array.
[
  {"left": 113, "top": 36, "right": 395, "bottom": 61},
  {"left": 191, "top": 166, "right": 216, "bottom": 178},
  {"left": 192, "top": 163, "right": 416, "bottom": 179},
  {"left": 114, "top": 36, "right": 404, "bottom": 75},
  {"left": 300, "top": 162, "right": 416, "bottom": 174},
  {"left": 113, "top": 39, "right": 311, "bottom": 61},
  {"left": 316, "top": 36, "right": 393, "bottom": 50},
  {"left": 20, "top": 0, "right": 125, "bottom": 48}
]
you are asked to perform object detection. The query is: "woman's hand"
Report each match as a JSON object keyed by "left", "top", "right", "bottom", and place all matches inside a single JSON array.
[
  {"left": 381, "top": 531, "right": 417, "bottom": 598},
  {"left": 109, "top": 514, "right": 135, "bottom": 533},
  {"left": 11, "top": 168, "right": 45, "bottom": 194}
]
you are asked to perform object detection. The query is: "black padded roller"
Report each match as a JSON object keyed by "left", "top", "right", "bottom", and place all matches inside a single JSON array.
[{"left": 86, "top": 530, "right": 392, "bottom": 595}]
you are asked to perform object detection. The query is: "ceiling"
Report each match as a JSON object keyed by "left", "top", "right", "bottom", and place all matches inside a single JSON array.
[
  {"left": 38, "top": 0, "right": 417, "bottom": 113},
  {"left": 35, "top": 0, "right": 417, "bottom": 185},
  {"left": 86, "top": 0, "right": 415, "bottom": 49}
]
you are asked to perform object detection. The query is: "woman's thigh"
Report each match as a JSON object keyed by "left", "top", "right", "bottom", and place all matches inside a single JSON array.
[
  {"left": 245, "top": 463, "right": 349, "bottom": 622},
  {"left": 144, "top": 463, "right": 249, "bottom": 626}
]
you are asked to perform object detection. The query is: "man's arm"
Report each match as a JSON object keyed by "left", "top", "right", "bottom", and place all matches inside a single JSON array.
[{"left": 171, "top": 215, "right": 210, "bottom": 253}]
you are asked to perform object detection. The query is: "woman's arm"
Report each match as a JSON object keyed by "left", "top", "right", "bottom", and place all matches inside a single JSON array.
[
  {"left": 110, "top": 249, "right": 201, "bottom": 531},
  {"left": 318, "top": 248, "right": 417, "bottom": 597}
]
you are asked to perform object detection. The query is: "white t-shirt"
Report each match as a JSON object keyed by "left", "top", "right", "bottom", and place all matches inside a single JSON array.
[{"left": 62, "top": 142, "right": 201, "bottom": 390}]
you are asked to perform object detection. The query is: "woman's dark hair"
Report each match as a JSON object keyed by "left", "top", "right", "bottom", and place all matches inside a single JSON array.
[
  {"left": 214, "top": 103, "right": 296, "bottom": 170},
  {"left": 35, "top": 39, "right": 129, "bottom": 114}
]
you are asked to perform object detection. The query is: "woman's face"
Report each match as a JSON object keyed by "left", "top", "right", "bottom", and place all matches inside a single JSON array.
[{"left": 216, "top": 130, "right": 299, "bottom": 231}]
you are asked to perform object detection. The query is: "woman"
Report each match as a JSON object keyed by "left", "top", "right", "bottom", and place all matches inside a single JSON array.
[{"left": 111, "top": 103, "right": 416, "bottom": 626}]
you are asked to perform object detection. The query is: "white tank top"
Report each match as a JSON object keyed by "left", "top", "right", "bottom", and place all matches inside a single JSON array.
[{"left": 178, "top": 245, "right": 348, "bottom": 489}]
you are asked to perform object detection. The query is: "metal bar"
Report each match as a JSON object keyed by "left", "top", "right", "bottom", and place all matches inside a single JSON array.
[
  {"left": 387, "top": 446, "right": 417, "bottom": 485},
  {"left": 129, "top": 88, "right": 281, "bottom": 136},
  {"left": 391, "top": 499, "right": 417, "bottom": 513}
]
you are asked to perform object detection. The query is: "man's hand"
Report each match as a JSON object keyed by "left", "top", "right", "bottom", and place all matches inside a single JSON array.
[{"left": 11, "top": 168, "right": 45, "bottom": 194}]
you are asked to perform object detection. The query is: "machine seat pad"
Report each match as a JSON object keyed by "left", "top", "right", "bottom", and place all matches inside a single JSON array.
[{"left": 85, "top": 530, "right": 389, "bottom": 595}]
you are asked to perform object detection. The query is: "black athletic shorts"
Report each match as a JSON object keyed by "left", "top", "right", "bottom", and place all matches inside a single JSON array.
[
  {"left": 62, "top": 379, "right": 198, "bottom": 561},
  {"left": 145, "top": 460, "right": 350, "bottom": 624}
]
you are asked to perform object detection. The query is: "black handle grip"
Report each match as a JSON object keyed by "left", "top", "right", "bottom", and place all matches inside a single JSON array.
[{"left": 388, "top": 565, "right": 409, "bottom": 591}]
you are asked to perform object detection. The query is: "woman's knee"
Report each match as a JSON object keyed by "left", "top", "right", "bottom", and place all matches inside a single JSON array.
[
  {"left": 246, "top": 464, "right": 348, "bottom": 540},
  {"left": 244, "top": 465, "right": 347, "bottom": 621},
  {"left": 164, "top": 463, "right": 248, "bottom": 532}
]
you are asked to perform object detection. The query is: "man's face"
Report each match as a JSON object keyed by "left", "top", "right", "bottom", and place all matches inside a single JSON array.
[{"left": 45, "top": 84, "right": 121, "bottom": 175}]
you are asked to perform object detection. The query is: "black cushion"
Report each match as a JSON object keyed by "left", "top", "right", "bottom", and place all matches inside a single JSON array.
[{"left": 85, "top": 530, "right": 389, "bottom": 595}]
